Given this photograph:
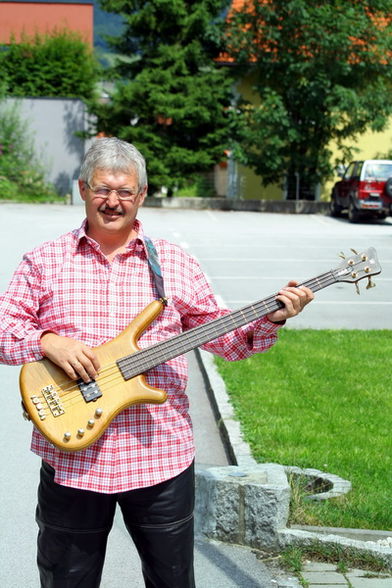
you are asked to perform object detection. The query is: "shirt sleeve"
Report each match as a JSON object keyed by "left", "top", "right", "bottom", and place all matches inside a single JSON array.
[
  {"left": 179, "top": 254, "right": 282, "bottom": 361},
  {"left": 0, "top": 254, "right": 48, "bottom": 365}
]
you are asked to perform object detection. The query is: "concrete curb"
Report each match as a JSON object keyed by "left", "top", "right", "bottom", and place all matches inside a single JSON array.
[
  {"left": 195, "top": 463, "right": 290, "bottom": 551},
  {"left": 279, "top": 529, "right": 392, "bottom": 569},
  {"left": 194, "top": 348, "right": 392, "bottom": 568},
  {"left": 144, "top": 196, "right": 330, "bottom": 214},
  {"left": 196, "top": 348, "right": 256, "bottom": 467},
  {"left": 284, "top": 465, "right": 352, "bottom": 501}
]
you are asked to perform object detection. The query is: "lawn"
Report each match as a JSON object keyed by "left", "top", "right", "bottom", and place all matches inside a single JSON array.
[{"left": 215, "top": 329, "right": 392, "bottom": 531}]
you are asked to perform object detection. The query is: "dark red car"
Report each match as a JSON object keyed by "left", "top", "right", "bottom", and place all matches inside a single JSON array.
[{"left": 330, "top": 159, "right": 392, "bottom": 222}]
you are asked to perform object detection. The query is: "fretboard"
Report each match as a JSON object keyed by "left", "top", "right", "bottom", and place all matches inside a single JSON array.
[{"left": 117, "top": 268, "right": 337, "bottom": 381}]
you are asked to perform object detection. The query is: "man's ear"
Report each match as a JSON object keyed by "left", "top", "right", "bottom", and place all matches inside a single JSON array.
[
  {"left": 138, "top": 186, "right": 147, "bottom": 206},
  {"left": 78, "top": 179, "right": 87, "bottom": 202}
]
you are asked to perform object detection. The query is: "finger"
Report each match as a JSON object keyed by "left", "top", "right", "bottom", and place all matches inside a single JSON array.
[
  {"left": 62, "top": 361, "right": 80, "bottom": 382},
  {"left": 82, "top": 347, "right": 100, "bottom": 373},
  {"left": 276, "top": 290, "right": 306, "bottom": 316},
  {"left": 75, "top": 352, "right": 99, "bottom": 382},
  {"left": 280, "top": 285, "right": 313, "bottom": 306},
  {"left": 66, "top": 359, "right": 90, "bottom": 383}
]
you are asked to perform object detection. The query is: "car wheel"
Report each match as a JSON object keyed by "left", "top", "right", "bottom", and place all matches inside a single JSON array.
[
  {"left": 330, "top": 190, "right": 342, "bottom": 217},
  {"left": 385, "top": 177, "right": 392, "bottom": 198},
  {"left": 348, "top": 201, "right": 360, "bottom": 223}
]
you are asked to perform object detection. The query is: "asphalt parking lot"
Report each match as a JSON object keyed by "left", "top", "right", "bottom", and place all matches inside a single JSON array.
[{"left": 139, "top": 206, "right": 391, "bottom": 330}]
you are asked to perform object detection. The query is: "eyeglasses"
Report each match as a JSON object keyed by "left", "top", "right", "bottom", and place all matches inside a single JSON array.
[{"left": 85, "top": 182, "right": 140, "bottom": 201}]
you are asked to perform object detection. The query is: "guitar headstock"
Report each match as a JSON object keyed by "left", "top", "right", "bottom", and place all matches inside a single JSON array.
[{"left": 334, "top": 247, "right": 381, "bottom": 289}]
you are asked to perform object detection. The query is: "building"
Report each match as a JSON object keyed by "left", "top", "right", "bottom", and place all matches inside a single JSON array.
[
  {"left": 221, "top": 1, "right": 392, "bottom": 201},
  {"left": 0, "top": 0, "right": 93, "bottom": 46}
]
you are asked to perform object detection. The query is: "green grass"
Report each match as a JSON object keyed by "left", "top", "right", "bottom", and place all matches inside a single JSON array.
[{"left": 215, "top": 330, "right": 392, "bottom": 531}]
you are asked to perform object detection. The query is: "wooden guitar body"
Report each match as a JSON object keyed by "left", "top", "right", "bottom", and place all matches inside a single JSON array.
[{"left": 20, "top": 300, "right": 167, "bottom": 451}]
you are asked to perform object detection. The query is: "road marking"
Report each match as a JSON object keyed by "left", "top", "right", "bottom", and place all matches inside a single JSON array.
[{"left": 206, "top": 210, "right": 218, "bottom": 221}]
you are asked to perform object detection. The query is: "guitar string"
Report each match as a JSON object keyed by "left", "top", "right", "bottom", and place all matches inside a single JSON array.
[
  {"left": 39, "top": 363, "right": 121, "bottom": 405},
  {"left": 117, "top": 271, "right": 337, "bottom": 378},
  {"left": 34, "top": 270, "right": 339, "bottom": 411}
]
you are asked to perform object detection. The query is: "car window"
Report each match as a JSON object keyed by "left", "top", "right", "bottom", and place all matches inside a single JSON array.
[
  {"left": 354, "top": 162, "right": 364, "bottom": 178},
  {"left": 343, "top": 162, "right": 356, "bottom": 179},
  {"left": 364, "top": 163, "right": 392, "bottom": 181}
]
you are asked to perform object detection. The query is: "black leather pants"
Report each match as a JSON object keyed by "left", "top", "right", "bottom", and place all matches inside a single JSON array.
[{"left": 36, "top": 461, "right": 195, "bottom": 588}]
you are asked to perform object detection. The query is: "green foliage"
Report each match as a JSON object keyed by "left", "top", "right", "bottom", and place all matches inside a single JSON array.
[
  {"left": 0, "top": 99, "right": 59, "bottom": 201},
  {"left": 94, "top": 0, "right": 233, "bottom": 193},
  {"left": 227, "top": 0, "right": 392, "bottom": 198},
  {"left": 0, "top": 30, "right": 100, "bottom": 99},
  {"left": 215, "top": 329, "right": 392, "bottom": 530}
]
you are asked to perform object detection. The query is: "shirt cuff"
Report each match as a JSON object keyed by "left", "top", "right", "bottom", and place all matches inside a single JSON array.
[{"left": 249, "top": 316, "right": 284, "bottom": 351}]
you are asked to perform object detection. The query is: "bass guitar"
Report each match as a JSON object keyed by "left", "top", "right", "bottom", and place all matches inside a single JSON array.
[{"left": 20, "top": 247, "right": 381, "bottom": 452}]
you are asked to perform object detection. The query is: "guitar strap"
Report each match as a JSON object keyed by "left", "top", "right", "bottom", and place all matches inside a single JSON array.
[{"left": 144, "top": 236, "right": 167, "bottom": 302}]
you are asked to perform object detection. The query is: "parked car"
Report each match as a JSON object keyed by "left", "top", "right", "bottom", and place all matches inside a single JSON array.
[{"left": 330, "top": 159, "right": 392, "bottom": 222}]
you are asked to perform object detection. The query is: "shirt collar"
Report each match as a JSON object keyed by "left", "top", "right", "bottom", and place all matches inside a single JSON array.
[{"left": 76, "top": 218, "right": 147, "bottom": 254}]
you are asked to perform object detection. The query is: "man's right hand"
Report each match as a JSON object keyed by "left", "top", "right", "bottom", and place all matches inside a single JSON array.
[{"left": 40, "top": 333, "right": 100, "bottom": 383}]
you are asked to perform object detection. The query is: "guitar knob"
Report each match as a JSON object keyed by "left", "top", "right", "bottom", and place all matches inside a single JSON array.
[
  {"left": 87, "top": 419, "right": 95, "bottom": 428},
  {"left": 64, "top": 432, "right": 71, "bottom": 441},
  {"left": 77, "top": 429, "right": 85, "bottom": 437},
  {"left": 95, "top": 408, "right": 103, "bottom": 417}
]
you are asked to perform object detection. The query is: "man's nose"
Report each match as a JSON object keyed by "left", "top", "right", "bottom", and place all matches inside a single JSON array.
[{"left": 106, "top": 190, "right": 121, "bottom": 206}]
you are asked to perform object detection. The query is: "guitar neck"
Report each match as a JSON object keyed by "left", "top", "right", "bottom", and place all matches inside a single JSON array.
[{"left": 117, "top": 268, "right": 337, "bottom": 381}]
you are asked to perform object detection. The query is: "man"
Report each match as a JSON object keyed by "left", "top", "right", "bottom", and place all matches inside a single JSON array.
[{"left": 0, "top": 138, "right": 313, "bottom": 587}]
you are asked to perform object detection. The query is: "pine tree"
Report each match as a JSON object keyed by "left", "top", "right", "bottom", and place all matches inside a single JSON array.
[{"left": 96, "top": 0, "right": 233, "bottom": 193}]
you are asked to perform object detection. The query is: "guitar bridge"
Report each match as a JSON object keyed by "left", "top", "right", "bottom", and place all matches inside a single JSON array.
[
  {"left": 78, "top": 379, "right": 102, "bottom": 402},
  {"left": 28, "top": 385, "right": 65, "bottom": 421}
]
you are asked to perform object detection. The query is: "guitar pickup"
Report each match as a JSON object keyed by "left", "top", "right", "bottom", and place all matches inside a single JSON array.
[{"left": 78, "top": 379, "right": 102, "bottom": 402}]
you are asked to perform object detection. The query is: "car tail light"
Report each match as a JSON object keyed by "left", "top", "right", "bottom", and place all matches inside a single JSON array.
[{"left": 358, "top": 181, "right": 381, "bottom": 200}]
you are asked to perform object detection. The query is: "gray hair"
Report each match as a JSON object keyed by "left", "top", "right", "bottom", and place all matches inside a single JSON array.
[{"left": 79, "top": 137, "right": 147, "bottom": 191}]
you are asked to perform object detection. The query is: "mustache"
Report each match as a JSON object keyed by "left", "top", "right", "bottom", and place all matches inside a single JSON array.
[{"left": 99, "top": 204, "right": 123, "bottom": 214}]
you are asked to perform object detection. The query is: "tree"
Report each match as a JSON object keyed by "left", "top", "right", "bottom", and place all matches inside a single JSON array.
[
  {"left": 95, "top": 0, "right": 233, "bottom": 193},
  {"left": 0, "top": 30, "right": 100, "bottom": 100},
  {"left": 226, "top": 0, "right": 392, "bottom": 199}
]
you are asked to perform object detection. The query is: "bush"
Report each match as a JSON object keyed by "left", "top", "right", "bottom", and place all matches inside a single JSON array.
[
  {"left": 0, "top": 30, "right": 100, "bottom": 100},
  {"left": 0, "top": 176, "right": 19, "bottom": 200}
]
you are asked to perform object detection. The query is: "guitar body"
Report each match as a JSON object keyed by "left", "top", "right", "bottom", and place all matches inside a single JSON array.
[{"left": 19, "top": 300, "right": 167, "bottom": 452}]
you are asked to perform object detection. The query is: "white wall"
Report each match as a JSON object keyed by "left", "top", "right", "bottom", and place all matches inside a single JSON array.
[{"left": 7, "top": 97, "right": 91, "bottom": 195}]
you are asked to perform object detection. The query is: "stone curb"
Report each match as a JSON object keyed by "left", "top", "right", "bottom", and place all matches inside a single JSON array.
[
  {"left": 284, "top": 465, "right": 352, "bottom": 501},
  {"left": 144, "top": 196, "right": 330, "bottom": 215},
  {"left": 195, "top": 348, "right": 256, "bottom": 467},
  {"left": 279, "top": 528, "right": 392, "bottom": 569}
]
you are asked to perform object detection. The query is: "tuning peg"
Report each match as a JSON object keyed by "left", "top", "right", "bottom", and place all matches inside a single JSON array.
[
  {"left": 350, "top": 248, "right": 359, "bottom": 255},
  {"left": 355, "top": 282, "right": 360, "bottom": 295},
  {"left": 366, "top": 277, "right": 376, "bottom": 289},
  {"left": 339, "top": 251, "right": 346, "bottom": 259}
]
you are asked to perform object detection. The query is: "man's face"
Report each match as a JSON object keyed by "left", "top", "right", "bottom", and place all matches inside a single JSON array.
[{"left": 79, "top": 168, "right": 146, "bottom": 243}]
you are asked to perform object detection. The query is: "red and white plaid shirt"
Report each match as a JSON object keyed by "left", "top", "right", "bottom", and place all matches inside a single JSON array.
[{"left": 0, "top": 219, "right": 281, "bottom": 493}]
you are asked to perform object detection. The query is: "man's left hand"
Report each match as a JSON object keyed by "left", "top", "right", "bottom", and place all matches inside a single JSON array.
[{"left": 267, "top": 280, "right": 314, "bottom": 324}]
